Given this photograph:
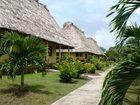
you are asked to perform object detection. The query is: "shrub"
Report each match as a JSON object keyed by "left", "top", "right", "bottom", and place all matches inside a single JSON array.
[
  {"left": 52, "top": 63, "right": 59, "bottom": 70},
  {"left": 61, "top": 55, "right": 74, "bottom": 62},
  {"left": 59, "top": 61, "right": 76, "bottom": 82},
  {"left": 96, "top": 61, "right": 105, "bottom": 70},
  {"left": 59, "top": 56, "right": 91, "bottom": 81},
  {"left": 47, "top": 63, "right": 59, "bottom": 70},
  {"left": 87, "top": 56, "right": 106, "bottom": 70},
  {"left": 84, "top": 63, "right": 96, "bottom": 74},
  {"left": 88, "top": 64, "right": 96, "bottom": 73},
  {"left": 74, "top": 60, "right": 85, "bottom": 78},
  {"left": 87, "top": 56, "right": 98, "bottom": 65}
]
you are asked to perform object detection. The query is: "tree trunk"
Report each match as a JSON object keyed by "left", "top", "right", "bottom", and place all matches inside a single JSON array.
[
  {"left": 21, "top": 69, "right": 24, "bottom": 89},
  {"left": 0, "top": 71, "right": 2, "bottom": 79}
]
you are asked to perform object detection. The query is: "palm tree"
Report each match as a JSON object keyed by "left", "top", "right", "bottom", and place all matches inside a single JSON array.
[
  {"left": 107, "top": 0, "right": 140, "bottom": 40},
  {"left": 101, "top": 0, "right": 140, "bottom": 105},
  {"left": 102, "top": 41, "right": 140, "bottom": 105},
  {"left": 0, "top": 32, "right": 47, "bottom": 89}
]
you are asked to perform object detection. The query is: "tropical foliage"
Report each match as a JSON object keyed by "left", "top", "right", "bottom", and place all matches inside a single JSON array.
[
  {"left": 87, "top": 56, "right": 105, "bottom": 70},
  {"left": 105, "top": 46, "right": 121, "bottom": 62},
  {"left": 101, "top": 0, "right": 140, "bottom": 105},
  {"left": 59, "top": 56, "right": 98, "bottom": 82},
  {"left": 107, "top": 0, "right": 140, "bottom": 40},
  {"left": 102, "top": 50, "right": 140, "bottom": 105},
  {"left": 0, "top": 32, "right": 47, "bottom": 89},
  {"left": 83, "top": 63, "right": 96, "bottom": 73},
  {"left": 74, "top": 60, "right": 85, "bottom": 78},
  {"left": 59, "top": 58, "right": 77, "bottom": 82}
]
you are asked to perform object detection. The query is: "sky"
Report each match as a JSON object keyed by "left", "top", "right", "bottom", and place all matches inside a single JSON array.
[{"left": 39, "top": 0, "right": 140, "bottom": 50}]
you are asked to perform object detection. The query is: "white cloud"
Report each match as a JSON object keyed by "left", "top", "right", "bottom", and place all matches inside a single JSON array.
[{"left": 93, "top": 29, "right": 116, "bottom": 49}]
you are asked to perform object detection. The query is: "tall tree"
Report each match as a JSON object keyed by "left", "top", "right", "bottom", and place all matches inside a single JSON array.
[
  {"left": 105, "top": 46, "right": 121, "bottom": 62},
  {"left": 100, "top": 46, "right": 106, "bottom": 53},
  {"left": 0, "top": 32, "right": 47, "bottom": 89}
]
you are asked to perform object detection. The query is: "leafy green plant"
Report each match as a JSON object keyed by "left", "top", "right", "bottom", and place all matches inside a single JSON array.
[
  {"left": 0, "top": 32, "right": 47, "bottom": 89},
  {"left": 59, "top": 56, "right": 87, "bottom": 81},
  {"left": 61, "top": 55, "right": 74, "bottom": 62},
  {"left": 107, "top": 0, "right": 140, "bottom": 40},
  {"left": 87, "top": 56, "right": 105, "bottom": 70},
  {"left": 102, "top": 53, "right": 140, "bottom": 105},
  {"left": 105, "top": 46, "right": 121, "bottom": 62},
  {"left": 52, "top": 63, "right": 59, "bottom": 70},
  {"left": 89, "top": 64, "right": 96, "bottom": 73},
  {"left": 47, "top": 63, "right": 59, "bottom": 70},
  {"left": 84, "top": 63, "right": 96, "bottom": 74},
  {"left": 87, "top": 56, "right": 98, "bottom": 66},
  {"left": 74, "top": 60, "right": 85, "bottom": 78},
  {"left": 59, "top": 61, "right": 76, "bottom": 82},
  {"left": 96, "top": 61, "right": 104, "bottom": 70},
  {"left": 101, "top": 0, "right": 140, "bottom": 105}
]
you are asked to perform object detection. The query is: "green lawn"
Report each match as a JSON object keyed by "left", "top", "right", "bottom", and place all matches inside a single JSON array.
[{"left": 0, "top": 72, "right": 89, "bottom": 105}]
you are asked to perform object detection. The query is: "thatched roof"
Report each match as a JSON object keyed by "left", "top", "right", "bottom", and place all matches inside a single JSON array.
[
  {"left": 86, "top": 38, "right": 105, "bottom": 56},
  {"left": 63, "top": 22, "right": 89, "bottom": 52},
  {"left": 0, "top": 0, "right": 72, "bottom": 48},
  {"left": 63, "top": 21, "right": 105, "bottom": 56}
]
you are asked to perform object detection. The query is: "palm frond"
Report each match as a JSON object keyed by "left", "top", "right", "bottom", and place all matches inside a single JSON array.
[
  {"left": 120, "top": 24, "right": 140, "bottom": 46},
  {"left": 108, "top": 0, "right": 140, "bottom": 39},
  {"left": 101, "top": 52, "right": 140, "bottom": 105}
]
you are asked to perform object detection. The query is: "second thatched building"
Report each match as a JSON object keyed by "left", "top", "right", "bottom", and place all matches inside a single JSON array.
[{"left": 60, "top": 21, "right": 105, "bottom": 61}]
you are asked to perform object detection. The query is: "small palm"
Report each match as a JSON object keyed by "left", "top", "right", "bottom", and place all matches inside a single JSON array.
[{"left": 0, "top": 32, "right": 47, "bottom": 88}]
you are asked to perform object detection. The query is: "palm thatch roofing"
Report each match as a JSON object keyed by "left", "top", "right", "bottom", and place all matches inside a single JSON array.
[
  {"left": 63, "top": 21, "right": 105, "bottom": 56},
  {"left": 86, "top": 38, "right": 105, "bottom": 56},
  {"left": 0, "top": 0, "right": 73, "bottom": 48}
]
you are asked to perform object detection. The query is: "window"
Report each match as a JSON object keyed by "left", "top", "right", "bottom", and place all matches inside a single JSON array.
[
  {"left": 49, "top": 46, "right": 53, "bottom": 56},
  {"left": 76, "top": 52, "right": 79, "bottom": 57},
  {"left": 76, "top": 53, "right": 83, "bottom": 57},
  {"left": 79, "top": 53, "right": 83, "bottom": 57},
  {"left": 85, "top": 53, "right": 88, "bottom": 59},
  {"left": 56, "top": 52, "right": 59, "bottom": 56}
]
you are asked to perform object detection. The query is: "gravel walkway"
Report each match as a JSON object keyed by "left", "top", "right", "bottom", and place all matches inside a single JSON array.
[{"left": 51, "top": 70, "right": 109, "bottom": 105}]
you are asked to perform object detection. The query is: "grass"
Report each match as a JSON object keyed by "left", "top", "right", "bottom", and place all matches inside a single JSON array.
[{"left": 0, "top": 72, "right": 89, "bottom": 105}]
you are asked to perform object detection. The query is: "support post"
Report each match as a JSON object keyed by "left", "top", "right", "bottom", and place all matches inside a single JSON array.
[
  {"left": 68, "top": 47, "right": 70, "bottom": 57},
  {"left": 59, "top": 45, "right": 61, "bottom": 63},
  {"left": 46, "top": 41, "right": 49, "bottom": 63}
]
